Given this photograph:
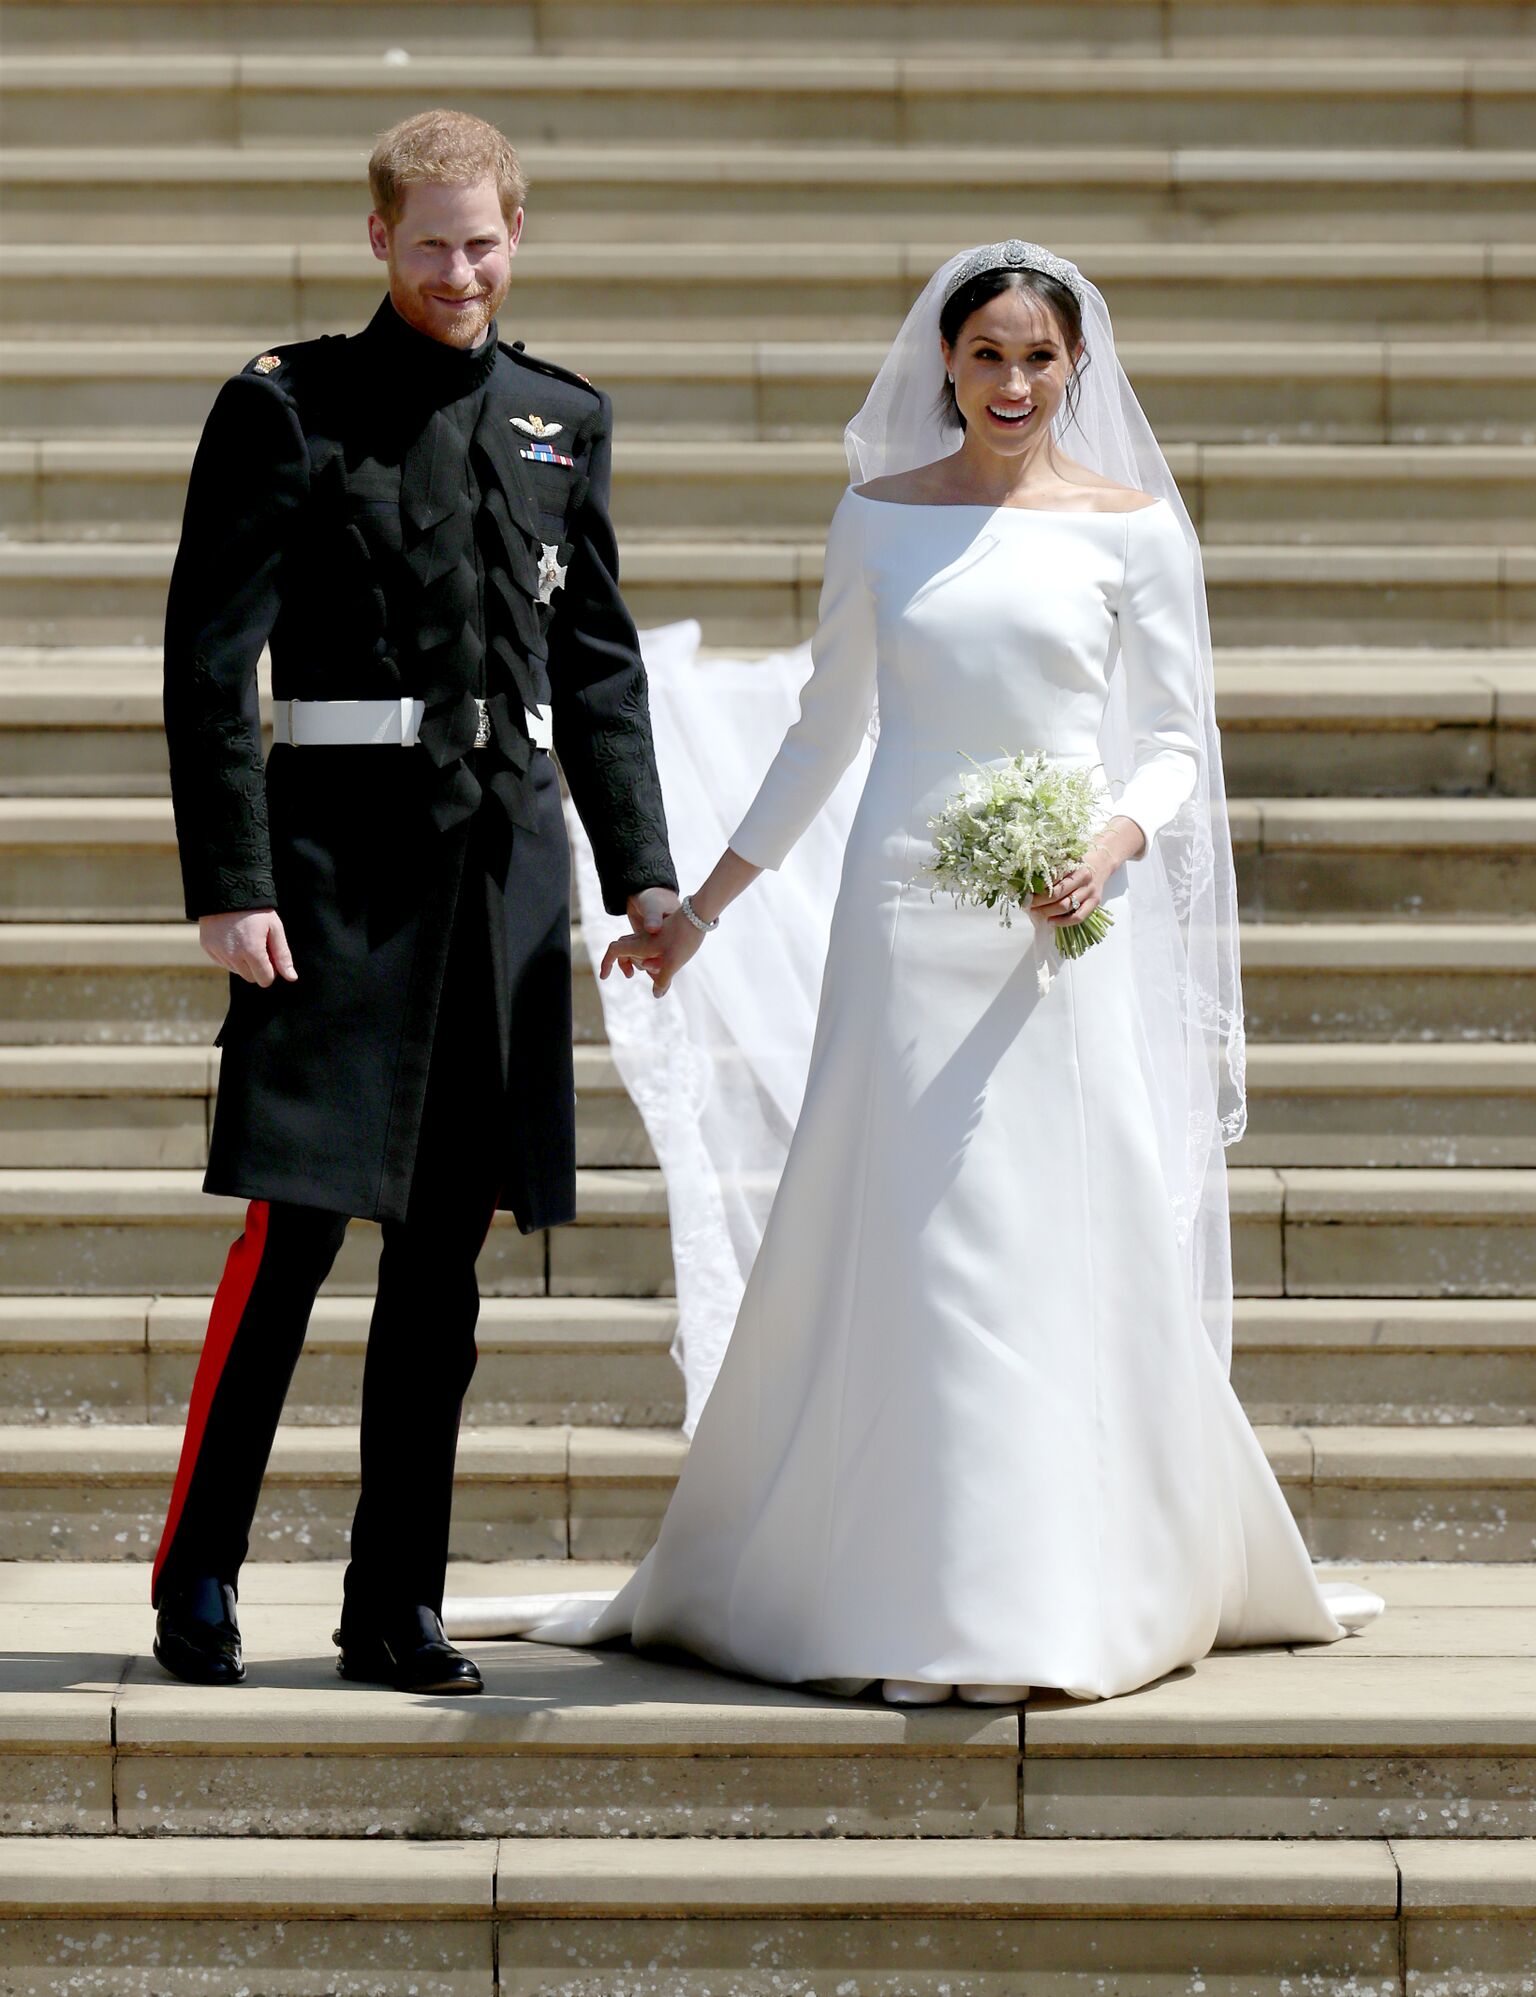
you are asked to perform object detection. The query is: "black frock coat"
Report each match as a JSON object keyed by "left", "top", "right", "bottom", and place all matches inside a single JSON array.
[{"left": 163, "top": 295, "right": 678, "bottom": 1230}]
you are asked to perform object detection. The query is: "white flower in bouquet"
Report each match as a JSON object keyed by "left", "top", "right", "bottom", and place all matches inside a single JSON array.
[{"left": 923, "top": 751, "right": 1114, "bottom": 962}]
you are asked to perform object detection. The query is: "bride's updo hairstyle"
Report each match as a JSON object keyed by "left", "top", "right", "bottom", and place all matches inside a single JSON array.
[{"left": 935, "top": 268, "right": 1090, "bottom": 435}]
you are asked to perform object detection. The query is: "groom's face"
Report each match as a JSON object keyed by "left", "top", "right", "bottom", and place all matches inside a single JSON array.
[
  {"left": 942, "top": 290, "right": 1082, "bottom": 455},
  {"left": 368, "top": 177, "right": 522, "bottom": 350}
]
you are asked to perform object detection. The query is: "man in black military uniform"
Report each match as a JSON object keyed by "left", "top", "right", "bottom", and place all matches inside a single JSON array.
[{"left": 151, "top": 109, "right": 679, "bottom": 1693}]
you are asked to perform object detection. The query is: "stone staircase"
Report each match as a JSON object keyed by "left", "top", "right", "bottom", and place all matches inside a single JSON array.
[{"left": 1, "top": 0, "right": 1533, "bottom": 1990}]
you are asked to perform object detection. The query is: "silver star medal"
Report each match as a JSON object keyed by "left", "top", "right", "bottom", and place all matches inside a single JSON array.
[
  {"left": 512, "top": 414, "right": 563, "bottom": 439},
  {"left": 537, "top": 542, "right": 569, "bottom": 605}
]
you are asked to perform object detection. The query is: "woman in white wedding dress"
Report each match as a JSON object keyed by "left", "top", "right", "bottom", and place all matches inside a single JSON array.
[{"left": 443, "top": 241, "right": 1384, "bottom": 1703}]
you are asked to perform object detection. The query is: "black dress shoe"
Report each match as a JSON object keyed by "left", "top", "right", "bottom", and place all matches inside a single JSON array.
[
  {"left": 153, "top": 1575, "right": 245, "bottom": 1686},
  {"left": 333, "top": 1604, "right": 483, "bottom": 1694}
]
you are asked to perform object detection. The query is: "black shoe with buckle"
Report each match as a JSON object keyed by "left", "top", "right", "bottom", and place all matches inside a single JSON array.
[
  {"left": 153, "top": 1575, "right": 245, "bottom": 1686},
  {"left": 333, "top": 1604, "right": 483, "bottom": 1695}
]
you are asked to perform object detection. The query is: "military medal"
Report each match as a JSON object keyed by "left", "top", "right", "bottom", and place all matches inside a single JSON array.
[
  {"left": 537, "top": 543, "right": 569, "bottom": 605},
  {"left": 520, "top": 442, "right": 576, "bottom": 468}
]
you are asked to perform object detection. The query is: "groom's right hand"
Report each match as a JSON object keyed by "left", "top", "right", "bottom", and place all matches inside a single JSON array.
[
  {"left": 198, "top": 908, "right": 298, "bottom": 987},
  {"left": 600, "top": 909, "right": 704, "bottom": 998}
]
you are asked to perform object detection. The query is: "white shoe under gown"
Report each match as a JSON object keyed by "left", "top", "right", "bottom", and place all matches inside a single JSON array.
[{"left": 444, "top": 490, "right": 1384, "bottom": 1698}]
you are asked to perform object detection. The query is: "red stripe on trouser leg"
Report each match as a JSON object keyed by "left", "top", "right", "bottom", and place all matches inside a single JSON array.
[{"left": 150, "top": 1199, "right": 270, "bottom": 1602}]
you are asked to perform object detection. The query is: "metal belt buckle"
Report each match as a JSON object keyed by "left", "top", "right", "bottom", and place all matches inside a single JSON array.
[{"left": 473, "top": 697, "right": 491, "bottom": 749}]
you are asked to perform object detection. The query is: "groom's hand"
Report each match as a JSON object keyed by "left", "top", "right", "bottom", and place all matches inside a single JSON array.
[
  {"left": 199, "top": 908, "right": 297, "bottom": 986},
  {"left": 602, "top": 899, "right": 703, "bottom": 999},
  {"left": 625, "top": 887, "right": 680, "bottom": 938}
]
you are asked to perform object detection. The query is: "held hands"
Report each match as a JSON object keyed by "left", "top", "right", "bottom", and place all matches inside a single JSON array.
[
  {"left": 198, "top": 908, "right": 298, "bottom": 987},
  {"left": 603, "top": 895, "right": 703, "bottom": 999},
  {"left": 1028, "top": 814, "right": 1146, "bottom": 928}
]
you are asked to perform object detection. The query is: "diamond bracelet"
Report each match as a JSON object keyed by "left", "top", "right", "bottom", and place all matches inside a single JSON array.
[{"left": 679, "top": 895, "right": 719, "bottom": 933}]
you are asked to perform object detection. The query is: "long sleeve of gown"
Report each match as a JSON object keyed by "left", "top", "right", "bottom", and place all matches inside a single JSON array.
[
  {"left": 729, "top": 489, "right": 877, "bottom": 870},
  {"left": 1112, "top": 501, "right": 1204, "bottom": 853}
]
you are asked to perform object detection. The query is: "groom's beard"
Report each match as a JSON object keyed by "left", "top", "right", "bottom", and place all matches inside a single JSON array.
[{"left": 389, "top": 267, "right": 512, "bottom": 351}]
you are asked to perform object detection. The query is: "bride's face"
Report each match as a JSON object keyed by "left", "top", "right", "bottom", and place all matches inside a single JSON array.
[{"left": 941, "top": 290, "right": 1082, "bottom": 455}]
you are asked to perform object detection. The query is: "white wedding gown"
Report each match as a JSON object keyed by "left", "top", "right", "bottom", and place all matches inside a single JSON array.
[{"left": 445, "top": 489, "right": 1384, "bottom": 1700}]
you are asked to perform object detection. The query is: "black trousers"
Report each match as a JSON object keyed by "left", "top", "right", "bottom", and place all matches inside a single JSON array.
[{"left": 151, "top": 824, "right": 506, "bottom": 1619}]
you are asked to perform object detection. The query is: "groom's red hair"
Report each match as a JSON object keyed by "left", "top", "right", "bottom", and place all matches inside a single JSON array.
[{"left": 368, "top": 108, "right": 528, "bottom": 230}]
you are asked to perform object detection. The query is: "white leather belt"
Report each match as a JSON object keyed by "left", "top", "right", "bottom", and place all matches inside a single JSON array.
[{"left": 271, "top": 696, "right": 552, "bottom": 751}]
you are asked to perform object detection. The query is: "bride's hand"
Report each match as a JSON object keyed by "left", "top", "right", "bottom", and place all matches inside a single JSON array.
[
  {"left": 1029, "top": 816, "right": 1144, "bottom": 927},
  {"left": 1030, "top": 856, "right": 1107, "bottom": 927},
  {"left": 600, "top": 909, "right": 707, "bottom": 997}
]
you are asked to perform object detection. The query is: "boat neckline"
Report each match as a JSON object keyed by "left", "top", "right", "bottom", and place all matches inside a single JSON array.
[{"left": 848, "top": 489, "right": 1168, "bottom": 518}]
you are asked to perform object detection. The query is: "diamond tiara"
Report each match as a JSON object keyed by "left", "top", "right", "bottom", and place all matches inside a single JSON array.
[{"left": 941, "top": 240, "right": 1086, "bottom": 309}]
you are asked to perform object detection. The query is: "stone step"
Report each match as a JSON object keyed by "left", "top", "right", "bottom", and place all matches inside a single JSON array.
[
  {"left": 0, "top": 921, "right": 230, "bottom": 1048},
  {"left": 1231, "top": 797, "right": 1536, "bottom": 919},
  {"left": 0, "top": 237, "right": 1532, "bottom": 341},
  {"left": 1, "top": 918, "right": 1532, "bottom": 1048},
  {"left": 0, "top": 1292, "right": 683, "bottom": 1430},
  {"left": 1230, "top": 1299, "right": 1536, "bottom": 1428},
  {"left": 0, "top": 1042, "right": 656, "bottom": 1170},
  {"left": 0, "top": 1167, "right": 674, "bottom": 1299},
  {"left": 9, "top": 334, "right": 1535, "bottom": 445},
  {"left": 3, "top": 1293, "right": 1530, "bottom": 1431},
  {"left": 6, "top": 436, "right": 1533, "bottom": 546},
  {"left": 0, "top": 1420, "right": 680, "bottom": 1564},
  {"left": 1237, "top": 918, "right": 1536, "bottom": 1040},
  {"left": 4, "top": 0, "right": 1532, "bottom": 58},
  {"left": 4, "top": 146, "right": 1536, "bottom": 249},
  {"left": 5, "top": 52, "right": 1535, "bottom": 151},
  {"left": 2, "top": 1417, "right": 1535, "bottom": 1570},
  {"left": 2, "top": 1836, "right": 1530, "bottom": 1995},
  {"left": 7, "top": 653, "right": 1533, "bottom": 798},
  {"left": 3, "top": 1562, "right": 1535, "bottom": 1841},
  {"left": 1214, "top": 652, "right": 1536, "bottom": 796},
  {"left": 4, "top": 536, "right": 1533, "bottom": 651},
  {"left": 1020, "top": 1647, "right": 1536, "bottom": 1837},
  {"left": 0, "top": 1162, "right": 1532, "bottom": 1299},
  {"left": 9, "top": 793, "right": 1536, "bottom": 921},
  {"left": 4, "top": 1040, "right": 1535, "bottom": 1174},
  {"left": 1234, "top": 1042, "right": 1536, "bottom": 1165}
]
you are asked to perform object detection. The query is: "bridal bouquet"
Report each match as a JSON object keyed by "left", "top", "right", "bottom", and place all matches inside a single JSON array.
[{"left": 924, "top": 751, "right": 1114, "bottom": 961}]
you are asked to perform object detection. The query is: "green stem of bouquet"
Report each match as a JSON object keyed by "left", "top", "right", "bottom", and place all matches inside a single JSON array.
[{"left": 1053, "top": 906, "right": 1114, "bottom": 959}]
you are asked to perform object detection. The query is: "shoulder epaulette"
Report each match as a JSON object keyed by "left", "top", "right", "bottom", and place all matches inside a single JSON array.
[
  {"left": 503, "top": 340, "right": 601, "bottom": 399},
  {"left": 240, "top": 332, "right": 346, "bottom": 385}
]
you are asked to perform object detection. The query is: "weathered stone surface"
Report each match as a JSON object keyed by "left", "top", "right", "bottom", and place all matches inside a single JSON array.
[
  {"left": 1395, "top": 1837, "right": 1536, "bottom": 1913},
  {"left": 0, "top": 1426, "right": 571, "bottom": 1561},
  {"left": 119, "top": 1746, "right": 1017, "bottom": 1841},
  {"left": 0, "top": 1690, "right": 114, "bottom": 1835},
  {"left": 492, "top": 1832, "right": 1400, "bottom": 1911},
  {"left": 497, "top": 1915, "right": 1399, "bottom": 1995},
  {"left": 0, "top": 1921, "right": 492, "bottom": 1996},
  {"left": 1404, "top": 1917, "right": 1536, "bottom": 1997},
  {"left": 1025, "top": 1750, "right": 1536, "bottom": 1840},
  {"left": 549, "top": 1223, "right": 676, "bottom": 1298},
  {"left": 1231, "top": 1298, "right": 1536, "bottom": 1423},
  {"left": 1023, "top": 1654, "right": 1536, "bottom": 1837},
  {"left": 110, "top": 1646, "right": 1017, "bottom": 1839}
]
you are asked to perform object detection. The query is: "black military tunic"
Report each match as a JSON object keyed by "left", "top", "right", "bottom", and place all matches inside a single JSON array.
[{"left": 164, "top": 295, "right": 678, "bottom": 1230}]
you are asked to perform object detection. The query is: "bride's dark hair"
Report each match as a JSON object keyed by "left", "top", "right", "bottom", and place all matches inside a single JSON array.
[{"left": 935, "top": 269, "right": 1090, "bottom": 434}]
